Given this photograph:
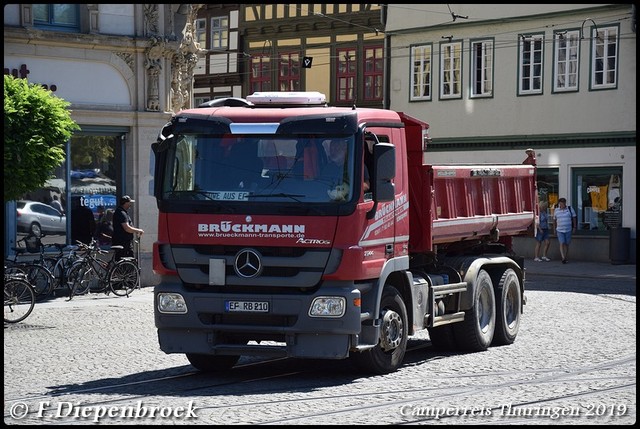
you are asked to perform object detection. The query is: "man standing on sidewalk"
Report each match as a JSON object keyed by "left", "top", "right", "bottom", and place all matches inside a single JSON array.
[
  {"left": 112, "top": 195, "right": 144, "bottom": 261},
  {"left": 553, "top": 198, "right": 577, "bottom": 264}
]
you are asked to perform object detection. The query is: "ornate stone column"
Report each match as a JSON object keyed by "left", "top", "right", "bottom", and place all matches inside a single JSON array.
[
  {"left": 143, "top": 4, "right": 161, "bottom": 112},
  {"left": 170, "top": 4, "right": 206, "bottom": 113},
  {"left": 144, "top": 37, "right": 164, "bottom": 111}
]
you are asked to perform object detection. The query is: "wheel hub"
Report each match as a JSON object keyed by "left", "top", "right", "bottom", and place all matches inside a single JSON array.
[{"left": 380, "top": 310, "right": 403, "bottom": 351}]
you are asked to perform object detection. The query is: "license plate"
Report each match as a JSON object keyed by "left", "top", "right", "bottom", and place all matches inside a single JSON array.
[{"left": 225, "top": 300, "right": 269, "bottom": 313}]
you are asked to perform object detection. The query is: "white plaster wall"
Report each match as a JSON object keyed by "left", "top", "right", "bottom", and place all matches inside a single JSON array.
[
  {"left": 385, "top": 4, "right": 613, "bottom": 33},
  {"left": 387, "top": 5, "right": 636, "bottom": 138},
  {"left": 98, "top": 4, "right": 135, "bottom": 36},
  {"left": 4, "top": 56, "right": 131, "bottom": 106},
  {"left": 3, "top": 4, "right": 20, "bottom": 25}
]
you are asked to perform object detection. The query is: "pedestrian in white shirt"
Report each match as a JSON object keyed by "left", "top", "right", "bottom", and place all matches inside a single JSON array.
[{"left": 553, "top": 198, "right": 577, "bottom": 264}]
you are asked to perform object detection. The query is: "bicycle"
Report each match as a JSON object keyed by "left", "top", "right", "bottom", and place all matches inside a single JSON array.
[
  {"left": 66, "top": 239, "right": 139, "bottom": 301},
  {"left": 133, "top": 236, "right": 141, "bottom": 290},
  {"left": 48, "top": 243, "right": 84, "bottom": 296},
  {"left": 4, "top": 269, "right": 36, "bottom": 323},
  {"left": 4, "top": 233, "right": 55, "bottom": 301}
]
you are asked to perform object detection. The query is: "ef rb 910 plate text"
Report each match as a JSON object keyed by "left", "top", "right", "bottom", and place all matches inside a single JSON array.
[{"left": 225, "top": 300, "right": 269, "bottom": 313}]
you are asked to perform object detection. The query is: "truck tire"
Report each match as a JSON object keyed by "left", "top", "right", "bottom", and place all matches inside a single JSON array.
[
  {"left": 492, "top": 268, "right": 522, "bottom": 346},
  {"left": 353, "top": 286, "right": 408, "bottom": 374},
  {"left": 186, "top": 353, "right": 241, "bottom": 372},
  {"left": 453, "top": 269, "right": 495, "bottom": 352}
]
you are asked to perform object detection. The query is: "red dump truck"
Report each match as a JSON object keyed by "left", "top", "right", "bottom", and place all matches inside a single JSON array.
[{"left": 151, "top": 91, "right": 537, "bottom": 374}]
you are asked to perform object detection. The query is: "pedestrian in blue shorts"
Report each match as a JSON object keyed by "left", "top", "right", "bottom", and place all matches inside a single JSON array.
[
  {"left": 533, "top": 201, "right": 551, "bottom": 262},
  {"left": 553, "top": 198, "right": 577, "bottom": 264}
]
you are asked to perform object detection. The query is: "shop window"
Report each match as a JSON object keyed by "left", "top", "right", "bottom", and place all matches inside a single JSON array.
[
  {"left": 14, "top": 133, "right": 122, "bottom": 247},
  {"left": 69, "top": 135, "right": 119, "bottom": 221},
  {"left": 572, "top": 167, "right": 623, "bottom": 235},
  {"left": 536, "top": 168, "right": 559, "bottom": 233},
  {"left": 536, "top": 168, "right": 559, "bottom": 208}
]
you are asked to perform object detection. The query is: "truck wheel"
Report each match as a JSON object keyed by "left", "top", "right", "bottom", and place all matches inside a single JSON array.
[
  {"left": 492, "top": 268, "right": 522, "bottom": 346},
  {"left": 186, "top": 353, "right": 241, "bottom": 372},
  {"left": 353, "top": 286, "right": 408, "bottom": 374},
  {"left": 453, "top": 269, "right": 495, "bottom": 352}
]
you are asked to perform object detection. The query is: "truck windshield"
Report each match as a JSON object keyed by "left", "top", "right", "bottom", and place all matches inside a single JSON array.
[{"left": 161, "top": 134, "right": 355, "bottom": 204}]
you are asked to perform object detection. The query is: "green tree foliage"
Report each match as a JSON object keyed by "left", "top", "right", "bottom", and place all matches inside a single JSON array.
[
  {"left": 71, "top": 135, "right": 114, "bottom": 168},
  {"left": 4, "top": 74, "right": 80, "bottom": 202}
]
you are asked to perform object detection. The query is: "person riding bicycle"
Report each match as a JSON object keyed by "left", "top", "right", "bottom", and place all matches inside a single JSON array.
[{"left": 112, "top": 195, "right": 143, "bottom": 261}]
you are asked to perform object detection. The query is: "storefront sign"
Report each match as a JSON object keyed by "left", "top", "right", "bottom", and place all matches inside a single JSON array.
[
  {"left": 3, "top": 63, "right": 58, "bottom": 92},
  {"left": 603, "top": 210, "right": 622, "bottom": 230},
  {"left": 79, "top": 194, "right": 117, "bottom": 219}
]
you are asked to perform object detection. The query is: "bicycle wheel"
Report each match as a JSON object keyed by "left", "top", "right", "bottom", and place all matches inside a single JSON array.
[
  {"left": 66, "top": 262, "right": 92, "bottom": 299},
  {"left": 43, "top": 257, "right": 58, "bottom": 274},
  {"left": 22, "top": 263, "right": 54, "bottom": 301},
  {"left": 4, "top": 278, "right": 36, "bottom": 323},
  {"left": 4, "top": 262, "right": 25, "bottom": 276},
  {"left": 54, "top": 254, "right": 84, "bottom": 295},
  {"left": 41, "top": 256, "right": 59, "bottom": 292},
  {"left": 109, "top": 260, "right": 139, "bottom": 297},
  {"left": 50, "top": 258, "right": 66, "bottom": 291}
]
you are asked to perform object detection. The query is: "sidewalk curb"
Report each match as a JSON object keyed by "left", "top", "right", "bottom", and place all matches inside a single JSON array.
[
  {"left": 524, "top": 261, "right": 636, "bottom": 281},
  {"left": 525, "top": 271, "right": 636, "bottom": 280}
]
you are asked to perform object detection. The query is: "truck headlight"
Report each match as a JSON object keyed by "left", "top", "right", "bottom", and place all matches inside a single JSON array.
[
  {"left": 157, "top": 293, "right": 188, "bottom": 314},
  {"left": 309, "top": 296, "right": 346, "bottom": 317}
]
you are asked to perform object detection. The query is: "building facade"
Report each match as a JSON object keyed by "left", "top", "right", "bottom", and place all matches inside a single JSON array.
[
  {"left": 6, "top": 4, "right": 634, "bottom": 269},
  {"left": 385, "top": 4, "right": 636, "bottom": 262},
  {"left": 193, "top": 4, "right": 385, "bottom": 108},
  {"left": 191, "top": 4, "right": 243, "bottom": 104},
  {"left": 4, "top": 4, "right": 207, "bottom": 284},
  {"left": 190, "top": 4, "right": 636, "bottom": 263}
]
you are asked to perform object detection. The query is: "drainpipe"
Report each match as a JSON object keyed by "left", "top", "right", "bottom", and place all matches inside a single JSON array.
[{"left": 381, "top": 4, "right": 390, "bottom": 110}]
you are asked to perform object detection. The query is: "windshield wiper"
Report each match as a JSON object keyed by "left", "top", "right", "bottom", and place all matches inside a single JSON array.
[
  {"left": 170, "top": 190, "right": 216, "bottom": 200},
  {"left": 247, "top": 193, "right": 305, "bottom": 202}
]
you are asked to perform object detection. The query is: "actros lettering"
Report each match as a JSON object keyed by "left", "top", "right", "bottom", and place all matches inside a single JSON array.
[{"left": 296, "top": 238, "right": 331, "bottom": 245}]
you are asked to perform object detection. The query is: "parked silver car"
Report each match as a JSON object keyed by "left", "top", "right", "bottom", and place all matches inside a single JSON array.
[{"left": 16, "top": 200, "right": 66, "bottom": 236}]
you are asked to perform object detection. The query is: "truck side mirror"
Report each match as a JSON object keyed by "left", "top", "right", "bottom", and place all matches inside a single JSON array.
[
  {"left": 368, "top": 143, "right": 395, "bottom": 219},
  {"left": 373, "top": 143, "right": 395, "bottom": 202}
]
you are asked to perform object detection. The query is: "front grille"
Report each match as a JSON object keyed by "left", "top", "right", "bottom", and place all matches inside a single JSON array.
[
  {"left": 172, "top": 244, "right": 331, "bottom": 289},
  {"left": 193, "top": 244, "right": 307, "bottom": 258}
]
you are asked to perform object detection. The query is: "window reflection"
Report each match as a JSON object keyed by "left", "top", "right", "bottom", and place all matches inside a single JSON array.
[
  {"left": 574, "top": 167, "right": 622, "bottom": 234},
  {"left": 16, "top": 134, "right": 119, "bottom": 246}
]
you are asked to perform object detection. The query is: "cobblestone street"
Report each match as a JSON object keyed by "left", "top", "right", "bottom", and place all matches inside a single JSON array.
[{"left": 4, "top": 261, "right": 636, "bottom": 425}]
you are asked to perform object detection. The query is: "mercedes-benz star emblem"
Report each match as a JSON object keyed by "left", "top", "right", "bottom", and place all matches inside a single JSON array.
[{"left": 234, "top": 249, "right": 263, "bottom": 278}]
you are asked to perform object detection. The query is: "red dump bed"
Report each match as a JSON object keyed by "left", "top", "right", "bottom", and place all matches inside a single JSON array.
[{"left": 400, "top": 113, "right": 537, "bottom": 253}]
